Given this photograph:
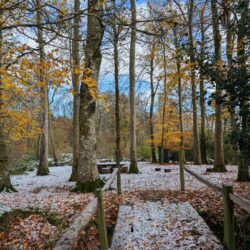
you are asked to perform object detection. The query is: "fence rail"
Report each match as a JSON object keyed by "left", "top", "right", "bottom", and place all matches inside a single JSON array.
[
  {"left": 229, "top": 193, "right": 250, "bottom": 214},
  {"left": 53, "top": 167, "right": 121, "bottom": 250},
  {"left": 184, "top": 167, "right": 222, "bottom": 193},
  {"left": 184, "top": 166, "right": 250, "bottom": 250}
]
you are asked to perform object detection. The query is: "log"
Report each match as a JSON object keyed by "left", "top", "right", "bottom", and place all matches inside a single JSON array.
[
  {"left": 102, "top": 168, "right": 118, "bottom": 192},
  {"left": 121, "top": 166, "right": 128, "bottom": 173},
  {"left": 53, "top": 198, "right": 97, "bottom": 250},
  {"left": 164, "top": 169, "right": 171, "bottom": 173}
]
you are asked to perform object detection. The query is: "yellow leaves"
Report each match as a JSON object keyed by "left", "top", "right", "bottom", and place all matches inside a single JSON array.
[
  {"left": 81, "top": 67, "right": 98, "bottom": 99},
  {"left": 98, "top": 94, "right": 110, "bottom": 112},
  {"left": 3, "top": 109, "right": 41, "bottom": 142},
  {"left": 148, "top": 101, "right": 192, "bottom": 152}
]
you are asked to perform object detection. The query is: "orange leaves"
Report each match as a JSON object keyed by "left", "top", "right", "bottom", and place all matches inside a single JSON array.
[{"left": 148, "top": 101, "right": 192, "bottom": 152}]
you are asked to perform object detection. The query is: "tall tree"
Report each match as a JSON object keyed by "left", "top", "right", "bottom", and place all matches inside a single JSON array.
[
  {"left": 75, "top": 0, "right": 105, "bottom": 192},
  {"left": 36, "top": 0, "right": 49, "bottom": 176},
  {"left": 69, "top": 0, "right": 80, "bottom": 181},
  {"left": 224, "top": 0, "right": 238, "bottom": 165},
  {"left": 235, "top": 0, "right": 249, "bottom": 181},
  {"left": 173, "top": 24, "right": 185, "bottom": 190},
  {"left": 199, "top": 4, "right": 208, "bottom": 164},
  {"left": 49, "top": 112, "right": 58, "bottom": 164},
  {"left": 188, "top": 0, "right": 202, "bottom": 165},
  {"left": 129, "top": 0, "right": 139, "bottom": 173},
  {"left": 0, "top": 7, "right": 16, "bottom": 192},
  {"left": 149, "top": 41, "right": 158, "bottom": 163},
  {"left": 160, "top": 36, "right": 168, "bottom": 165},
  {"left": 211, "top": 0, "right": 226, "bottom": 172},
  {"left": 113, "top": 23, "right": 122, "bottom": 193}
]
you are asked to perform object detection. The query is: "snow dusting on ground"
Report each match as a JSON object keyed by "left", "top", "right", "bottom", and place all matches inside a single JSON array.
[
  {"left": 0, "top": 166, "right": 93, "bottom": 223},
  {"left": 111, "top": 201, "right": 223, "bottom": 250},
  {"left": 1, "top": 162, "right": 248, "bottom": 249},
  {"left": 110, "top": 162, "right": 239, "bottom": 192}
]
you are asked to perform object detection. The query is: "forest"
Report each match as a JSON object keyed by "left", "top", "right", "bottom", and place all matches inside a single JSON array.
[{"left": 0, "top": 0, "right": 249, "bottom": 249}]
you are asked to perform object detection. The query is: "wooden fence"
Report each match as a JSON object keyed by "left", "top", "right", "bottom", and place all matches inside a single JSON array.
[
  {"left": 183, "top": 166, "right": 250, "bottom": 250},
  {"left": 54, "top": 168, "right": 121, "bottom": 250}
]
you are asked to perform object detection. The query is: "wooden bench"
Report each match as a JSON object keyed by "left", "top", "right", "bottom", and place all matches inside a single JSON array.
[{"left": 97, "top": 162, "right": 127, "bottom": 174}]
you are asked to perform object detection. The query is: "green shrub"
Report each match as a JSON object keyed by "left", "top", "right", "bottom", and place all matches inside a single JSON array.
[
  {"left": 137, "top": 144, "right": 151, "bottom": 161},
  {"left": 11, "top": 155, "right": 38, "bottom": 175}
]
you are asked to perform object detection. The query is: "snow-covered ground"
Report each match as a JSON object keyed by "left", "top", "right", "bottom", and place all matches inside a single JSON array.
[
  {"left": 111, "top": 201, "right": 223, "bottom": 250},
  {"left": 0, "top": 166, "right": 93, "bottom": 223},
  {"left": 0, "top": 162, "right": 247, "bottom": 249},
  {"left": 0, "top": 163, "right": 241, "bottom": 216},
  {"left": 110, "top": 162, "right": 239, "bottom": 192},
  {"left": 11, "top": 166, "right": 75, "bottom": 193}
]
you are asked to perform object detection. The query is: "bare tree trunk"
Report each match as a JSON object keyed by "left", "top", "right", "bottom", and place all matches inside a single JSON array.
[
  {"left": 36, "top": 0, "right": 49, "bottom": 176},
  {"left": 149, "top": 45, "right": 157, "bottom": 163},
  {"left": 173, "top": 26, "right": 185, "bottom": 190},
  {"left": 173, "top": 26, "right": 185, "bottom": 163},
  {"left": 49, "top": 111, "right": 58, "bottom": 163},
  {"left": 69, "top": 0, "right": 80, "bottom": 181},
  {"left": 75, "top": 0, "right": 104, "bottom": 192},
  {"left": 211, "top": 0, "right": 226, "bottom": 172},
  {"left": 199, "top": 5, "right": 208, "bottom": 164},
  {"left": 188, "top": 0, "right": 202, "bottom": 165},
  {"left": 0, "top": 13, "right": 16, "bottom": 192},
  {"left": 129, "top": 0, "right": 139, "bottom": 173},
  {"left": 160, "top": 40, "right": 167, "bottom": 165},
  {"left": 114, "top": 27, "right": 122, "bottom": 193}
]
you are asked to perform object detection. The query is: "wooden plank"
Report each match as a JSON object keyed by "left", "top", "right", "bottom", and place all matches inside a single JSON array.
[
  {"left": 102, "top": 168, "right": 118, "bottom": 192},
  {"left": 96, "top": 189, "right": 108, "bottom": 250},
  {"left": 184, "top": 167, "right": 222, "bottom": 193},
  {"left": 97, "top": 162, "right": 125, "bottom": 167},
  {"left": 223, "top": 185, "right": 235, "bottom": 250},
  {"left": 53, "top": 198, "right": 97, "bottom": 250},
  {"left": 229, "top": 193, "right": 250, "bottom": 214}
]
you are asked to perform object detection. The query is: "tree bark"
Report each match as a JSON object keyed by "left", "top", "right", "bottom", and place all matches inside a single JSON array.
[
  {"left": 113, "top": 27, "right": 122, "bottom": 193},
  {"left": 129, "top": 0, "right": 139, "bottom": 173},
  {"left": 36, "top": 0, "right": 49, "bottom": 176},
  {"left": 69, "top": 0, "right": 80, "bottom": 181},
  {"left": 75, "top": 0, "right": 104, "bottom": 192},
  {"left": 236, "top": 0, "right": 249, "bottom": 181},
  {"left": 188, "top": 0, "right": 202, "bottom": 165},
  {"left": 199, "top": 5, "right": 208, "bottom": 164},
  {"left": 211, "top": 0, "right": 226, "bottom": 172},
  {"left": 160, "top": 39, "right": 167, "bottom": 165},
  {"left": 173, "top": 26, "right": 185, "bottom": 172},
  {"left": 49, "top": 111, "right": 58, "bottom": 163},
  {"left": 225, "top": 2, "right": 238, "bottom": 165},
  {"left": 0, "top": 11, "right": 16, "bottom": 192},
  {"left": 149, "top": 44, "right": 157, "bottom": 163}
]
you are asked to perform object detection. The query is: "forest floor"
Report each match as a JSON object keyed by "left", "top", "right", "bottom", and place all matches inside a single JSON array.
[{"left": 0, "top": 163, "right": 249, "bottom": 249}]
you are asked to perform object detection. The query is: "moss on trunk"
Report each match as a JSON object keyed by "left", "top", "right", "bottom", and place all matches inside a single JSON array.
[
  {"left": 129, "top": 162, "right": 139, "bottom": 174},
  {"left": 73, "top": 178, "right": 104, "bottom": 193},
  {"left": 213, "top": 164, "right": 227, "bottom": 172}
]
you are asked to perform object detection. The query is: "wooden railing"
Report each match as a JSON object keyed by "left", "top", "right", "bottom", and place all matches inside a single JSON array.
[
  {"left": 54, "top": 168, "right": 120, "bottom": 250},
  {"left": 184, "top": 166, "right": 250, "bottom": 250}
]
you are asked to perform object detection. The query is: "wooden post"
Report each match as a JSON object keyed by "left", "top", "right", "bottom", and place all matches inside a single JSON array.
[
  {"left": 179, "top": 150, "right": 185, "bottom": 191},
  {"left": 117, "top": 168, "right": 122, "bottom": 194},
  {"left": 95, "top": 189, "right": 108, "bottom": 250},
  {"left": 223, "top": 184, "right": 235, "bottom": 250}
]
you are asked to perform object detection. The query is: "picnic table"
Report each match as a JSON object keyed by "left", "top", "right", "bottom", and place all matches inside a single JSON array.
[{"left": 97, "top": 162, "right": 127, "bottom": 174}]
